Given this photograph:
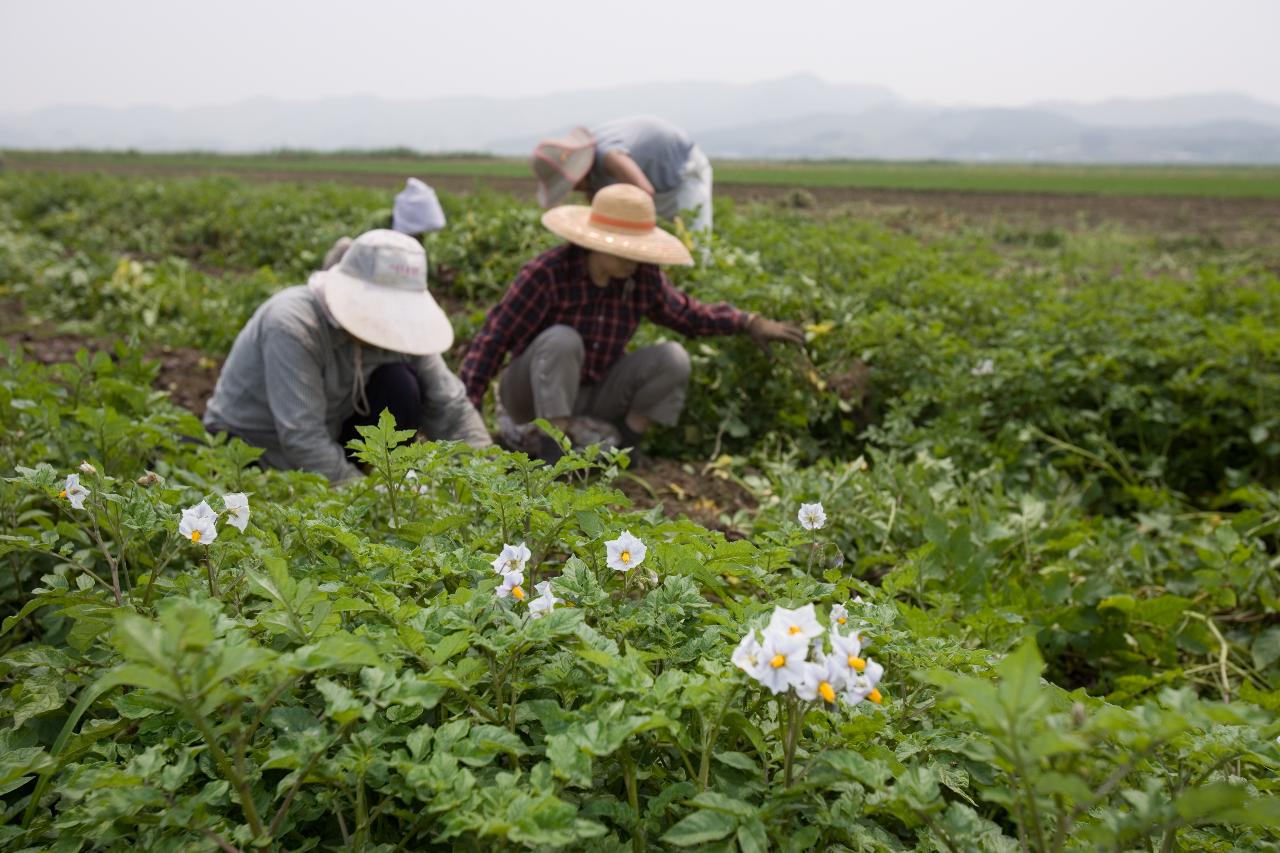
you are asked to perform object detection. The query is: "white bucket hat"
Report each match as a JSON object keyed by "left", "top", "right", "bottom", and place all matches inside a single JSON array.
[
  {"left": 392, "top": 177, "right": 447, "bottom": 235},
  {"left": 531, "top": 126, "right": 595, "bottom": 208},
  {"left": 542, "top": 184, "right": 693, "bottom": 266},
  {"left": 310, "top": 229, "right": 453, "bottom": 355}
]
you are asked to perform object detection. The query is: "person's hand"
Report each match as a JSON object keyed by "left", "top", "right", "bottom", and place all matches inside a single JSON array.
[{"left": 745, "top": 313, "right": 806, "bottom": 357}]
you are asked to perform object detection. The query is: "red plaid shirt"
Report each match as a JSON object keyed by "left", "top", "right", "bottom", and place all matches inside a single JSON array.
[{"left": 461, "top": 243, "right": 749, "bottom": 407}]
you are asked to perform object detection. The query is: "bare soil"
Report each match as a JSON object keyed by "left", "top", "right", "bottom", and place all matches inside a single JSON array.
[
  {"left": 13, "top": 159, "right": 1280, "bottom": 245},
  {"left": 4, "top": 314, "right": 758, "bottom": 533},
  {"left": 613, "top": 458, "right": 758, "bottom": 538}
]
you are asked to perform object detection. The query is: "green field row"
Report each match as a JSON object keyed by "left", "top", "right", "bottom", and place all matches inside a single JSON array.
[{"left": 5, "top": 148, "right": 1280, "bottom": 197}]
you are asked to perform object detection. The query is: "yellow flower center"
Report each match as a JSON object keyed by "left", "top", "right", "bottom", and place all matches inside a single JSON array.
[
  {"left": 819, "top": 682, "right": 836, "bottom": 703},
  {"left": 788, "top": 625, "right": 802, "bottom": 635},
  {"left": 59, "top": 489, "right": 67, "bottom": 498},
  {"left": 620, "top": 550, "right": 631, "bottom": 564},
  {"left": 848, "top": 656, "right": 866, "bottom": 672},
  {"left": 191, "top": 530, "right": 201, "bottom": 543},
  {"left": 770, "top": 654, "right": 786, "bottom": 669},
  {"left": 868, "top": 688, "right": 883, "bottom": 705},
  {"left": 837, "top": 616, "right": 847, "bottom": 624},
  {"left": 512, "top": 585, "right": 525, "bottom": 600}
]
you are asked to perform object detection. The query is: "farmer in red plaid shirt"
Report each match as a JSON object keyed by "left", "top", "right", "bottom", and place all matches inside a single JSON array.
[{"left": 460, "top": 184, "right": 802, "bottom": 461}]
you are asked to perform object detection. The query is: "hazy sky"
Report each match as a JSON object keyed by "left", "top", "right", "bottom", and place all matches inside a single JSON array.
[{"left": 2, "top": 0, "right": 1278, "bottom": 112}]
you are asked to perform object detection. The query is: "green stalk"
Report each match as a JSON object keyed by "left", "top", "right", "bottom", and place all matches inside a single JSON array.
[{"left": 621, "top": 747, "right": 644, "bottom": 853}]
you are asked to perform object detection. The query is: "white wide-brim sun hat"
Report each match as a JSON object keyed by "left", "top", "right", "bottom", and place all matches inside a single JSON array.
[
  {"left": 310, "top": 229, "right": 453, "bottom": 355},
  {"left": 542, "top": 183, "right": 693, "bottom": 266}
]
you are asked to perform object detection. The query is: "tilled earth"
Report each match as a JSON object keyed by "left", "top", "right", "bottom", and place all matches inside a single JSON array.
[
  {"left": 7, "top": 166, "right": 1272, "bottom": 534},
  {"left": 3, "top": 322, "right": 760, "bottom": 535},
  {"left": 11, "top": 158, "right": 1280, "bottom": 247}
]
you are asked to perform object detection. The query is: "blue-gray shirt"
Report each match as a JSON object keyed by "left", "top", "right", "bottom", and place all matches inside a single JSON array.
[{"left": 588, "top": 116, "right": 694, "bottom": 195}]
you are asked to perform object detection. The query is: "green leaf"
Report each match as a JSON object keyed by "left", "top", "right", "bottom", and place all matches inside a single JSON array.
[
  {"left": 315, "top": 679, "right": 368, "bottom": 724},
  {"left": 1251, "top": 627, "right": 1280, "bottom": 671},
  {"left": 546, "top": 733, "right": 592, "bottom": 788},
  {"left": 290, "top": 633, "right": 383, "bottom": 672},
  {"left": 690, "top": 790, "right": 756, "bottom": 818},
  {"left": 1174, "top": 782, "right": 1249, "bottom": 821},
  {"left": 660, "top": 809, "right": 738, "bottom": 846},
  {"left": 996, "top": 639, "right": 1045, "bottom": 713},
  {"left": 736, "top": 817, "right": 769, "bottom": 853}
]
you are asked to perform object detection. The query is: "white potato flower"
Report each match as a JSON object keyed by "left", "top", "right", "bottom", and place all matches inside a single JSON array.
[
  {"left": 59, "top": 473, "right": 90, "bottom": 510},
  {"left": 605, "top": 530, "right": 646, "bottom": 572},
  {"left": 766, "top": 603, "right": 824, "bottom": 642},
  {"left": 178, "top": 500, "right": 219, "bottom": 545},
  {"left": 797, "top": 502, "right": 826, "bottom": 531},
  {"left": 527, "top": 580, "right": 563, "bottom": 619},
  {"left": 753, "top": 632, "right": 809, "bottom": 695},
  {"left": 492, "top": 543, "right": 532, "bottom": 576},
  {"left": 731, "top": 631, "right": 764, "bottom": 676},
  {"left": 970, "top": 358, "right": 995, "bottom": 377},
  {"left": 222, "top": 493, "right": 250, "bottom": 532},
  {"left": 843, "top": 657, "right": 886, "bottom": 706},
  {"left": 829, "top": 629, "right": 869, "bottom": 681},
  {"left": 796, "top": 655, "right": 847, "bottom": 705},
  {"left": 496, "top": 569, "right": 526, "bottom": 601}
]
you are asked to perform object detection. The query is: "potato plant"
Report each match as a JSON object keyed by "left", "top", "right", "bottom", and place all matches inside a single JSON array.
[{"left": 0, "top": 171, "right": 1278, "bottom": 849}]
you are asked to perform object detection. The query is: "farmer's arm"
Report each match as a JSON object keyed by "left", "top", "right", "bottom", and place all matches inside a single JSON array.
[
  {"left": 644, "top": 269, "right": 751, "bottom": 337},
  {"left": 459, "top": 260, "right": 555, "bottom": 408},
  {"left": 645, "top": 270, "right": 804, "bottom": 352},
  {"left": 414, "top": 355, "right": 493, "bottom": 449},
  {"left": 599, "top": 149, "right": 656, "bottom": 196},
  {"left": 261, "top": 331, "right": 362, "bottom": 484}
]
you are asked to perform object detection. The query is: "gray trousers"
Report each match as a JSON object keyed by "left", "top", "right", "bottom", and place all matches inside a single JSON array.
[{"left": 499, "top": 325, "right": 691, "bottom": 427}]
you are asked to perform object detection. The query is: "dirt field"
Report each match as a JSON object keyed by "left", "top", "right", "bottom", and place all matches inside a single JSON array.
[
  {"left": 3, "top": 322, "right": 759, "bottom": 535},
  {"left": 5, "top": 158, "right": 1273, "bottom": 531},
  {"left": 11, "top": 158, "right": 1280, "bottom": 243}
]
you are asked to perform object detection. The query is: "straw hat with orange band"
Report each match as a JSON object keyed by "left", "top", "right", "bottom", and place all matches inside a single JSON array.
[
  {"left": 541, "top": 184, "right": 693, "bottom": 267},
  {"left": 540, "top": 184, "right": 805, "bottom": 353}
]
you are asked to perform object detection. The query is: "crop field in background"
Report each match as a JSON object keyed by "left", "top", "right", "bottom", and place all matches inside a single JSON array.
[
  {"left": 7, "top": 148, "right": 1280, "bottom": 197},
  {"left": 0, "top": 167, "right": 1278, "bottom": 850}
]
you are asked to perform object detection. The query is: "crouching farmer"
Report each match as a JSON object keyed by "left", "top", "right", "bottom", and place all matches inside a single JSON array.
[
  {"left": 204, "top": 230, "right": 491, "bottom": 483},
  {"left": 459, "top": 184, "right": 802, "bottom": 462}
]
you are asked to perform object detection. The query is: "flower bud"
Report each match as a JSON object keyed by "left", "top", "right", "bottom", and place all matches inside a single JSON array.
[
  {"left": 136, "top": 471, "right": 161, "bottom": 487},
  {"left": 78, "top": 461, "right": 97, "bottom": 476}
]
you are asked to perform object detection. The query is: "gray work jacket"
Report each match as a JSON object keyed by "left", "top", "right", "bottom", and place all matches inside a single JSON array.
[{"left": 204, "top": 285, "right": 491, "bottom": 483}]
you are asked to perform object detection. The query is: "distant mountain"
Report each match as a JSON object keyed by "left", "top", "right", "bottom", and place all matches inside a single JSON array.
[
  {"left": 697, "top": 107, "right": 1280, "bottom": 163},
  {"left": 1034, "top": 92, "right": 1280, "bottom": 129},
  {"left": 2, "top": 74, "right": 1278, "bottom": 163},
  {"left": 0, "top": 74, "right": 898, "bottom": 154}
]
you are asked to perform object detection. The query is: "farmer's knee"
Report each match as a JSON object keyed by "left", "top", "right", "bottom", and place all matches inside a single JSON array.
[
  {"left": 654, "top": 341, "right": 691, "bottom": 383},
  {"left": 533, "top": 325, "right": 584, "bottom": 361}
]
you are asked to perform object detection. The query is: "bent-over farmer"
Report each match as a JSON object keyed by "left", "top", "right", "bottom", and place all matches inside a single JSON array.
[
  {"left": 205, "top": 229, "right": 491, "bottom": 483},
  {"left": 531, "top": 116, "right": 715, "bottom": 237},
  {"left": 459, "top": 184, "right": 802, "bottom": 462}
]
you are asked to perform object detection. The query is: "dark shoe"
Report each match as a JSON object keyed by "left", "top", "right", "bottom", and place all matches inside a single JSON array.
[{"left": 532, "top": 432, "right": 566, "bottom": 465}]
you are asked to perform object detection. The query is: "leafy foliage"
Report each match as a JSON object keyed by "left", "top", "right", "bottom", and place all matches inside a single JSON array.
[{"left": 0, "top": 171, "right": 1278, "bottom": 849}]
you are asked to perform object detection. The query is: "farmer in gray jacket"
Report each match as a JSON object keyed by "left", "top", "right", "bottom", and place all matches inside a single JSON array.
[{"left": 204, "top": 229, "right": 491, "bottom": 484}]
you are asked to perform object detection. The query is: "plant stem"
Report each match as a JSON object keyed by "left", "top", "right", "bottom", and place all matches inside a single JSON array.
[
  {"left": 184, "top": 701, "right": 267, "bottom": 841},
  {"left": 783, "top": 694, "right": 802, "bottom": 787},
  {"left": 698, "top": 684, "right": 741, "bottom": 789},
  {"left": 622, "top": 747, "right": 644, "bottom": 853},
  {"left": 205, "top": 549, "right": 219, "bottom": 598}
]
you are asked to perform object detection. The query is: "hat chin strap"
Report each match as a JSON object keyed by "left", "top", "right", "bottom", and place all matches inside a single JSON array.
[{"left": 351, "top": 343, "right": 371, "bottom": 417}]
